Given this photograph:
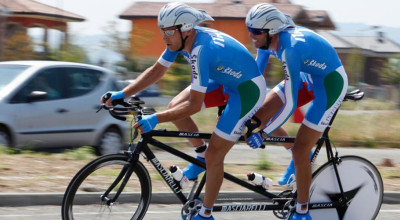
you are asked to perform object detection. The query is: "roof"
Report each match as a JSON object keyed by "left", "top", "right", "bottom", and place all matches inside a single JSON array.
[
  {"left": 317, "top": 30, "right": 400, "bottom": 56},
  {"left": 341, "top": 36, "right": 400, "bottom": 53},
  {"left": 316, "top": 30, "right": 353, "bottom": 49},
  {"left": 120, "top": 1, "right": 301, "bottom": 19},
  {"left": 119, "top": 0, "right": 334, "bottom": 29},
  {"left": 0, "top": 0, "right": 85, "bottom": 22}
]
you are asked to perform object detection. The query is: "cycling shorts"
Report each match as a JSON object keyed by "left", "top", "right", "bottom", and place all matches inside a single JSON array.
[
  {"left": 303, "top": 66, "right": 348, "bottom": 131},
  {"left": 214, "top": 75, "right": 266, "bottom": 142},
  {"left": 187, "top": 76, "right": 266, "bottom": 142}
]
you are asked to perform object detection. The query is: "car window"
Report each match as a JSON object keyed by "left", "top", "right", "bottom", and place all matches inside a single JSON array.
[
  {"left": 64, "top": 68, "right": 103, "bottom": 98},
  {"left": 10, "top": 68, "right": 64, "bottom": 103},
  {"left": 0, "top": 64, "right": 30, "bottom": 91}
]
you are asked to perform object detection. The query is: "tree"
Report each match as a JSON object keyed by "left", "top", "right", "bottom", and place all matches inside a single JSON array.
[
  {"left": 102, "top": 21, "right": 155, "bottom": 76},
  {"left": 345, "top": 49, "right": 366, "bottom": 84},
  {"left": 102, "top": 21, "right": 132, "bottom": 61},
  {"left": 47, "top": 43, "right": 88, "bottom": 63},
  {"left": 2, "top": 30, "right": 38, "bottom": 60},
  {"left": 381, "top": 54, "right": 400, "bottom": 85}
]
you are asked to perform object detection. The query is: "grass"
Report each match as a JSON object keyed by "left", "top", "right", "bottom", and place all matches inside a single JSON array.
[
  {"left": 254, "top": 151, "right": 273, "bottom": 170},
  {"left": 63, "top": 146, "right": 97, "bottom": 160}
]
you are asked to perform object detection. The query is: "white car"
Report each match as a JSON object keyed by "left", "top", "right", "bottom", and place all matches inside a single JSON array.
[{"left": 0, "top": 61, "right": 128, "bottom": 155}]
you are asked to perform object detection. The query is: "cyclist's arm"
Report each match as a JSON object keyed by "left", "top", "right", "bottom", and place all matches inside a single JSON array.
[
  {"left": 262, "top": 49, "right": 301, "bottom": 135},
  {"left": 156, "top": 45, "right": 209, "bottom": 123},
  {"left": 255, "top": 48, "right": 270, "bottom": 74}
]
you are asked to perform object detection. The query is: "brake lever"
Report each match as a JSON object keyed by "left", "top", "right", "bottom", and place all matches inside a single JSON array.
[{"left": 96, "top": 105, "right": 103, "bottom": 113}]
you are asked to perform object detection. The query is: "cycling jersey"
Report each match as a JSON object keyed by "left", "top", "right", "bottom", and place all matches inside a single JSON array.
[
  {"left": 262, "top": 26, "right": 348, "bottom": 134},
  {"left": 256, "top": 48, "right": 314, "bottom": 107},
  {"left": 158, "top": 27, "right": 266, "bottom": 141}
]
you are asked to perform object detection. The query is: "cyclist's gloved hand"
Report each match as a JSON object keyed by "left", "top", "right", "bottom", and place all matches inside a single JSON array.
[
  {"left": 138, "top": 114, "right": 159, "bottom": 133},
  {"left": 246, "top": 131, "right": 264, "bottom": 149},
  {"left": 101, "top": 91, "right": 125, "bottom": 103}
]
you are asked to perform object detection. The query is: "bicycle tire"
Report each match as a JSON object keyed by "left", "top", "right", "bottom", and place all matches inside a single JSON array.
[
  {"left": 309, "top": 155, "right": 383, "bottom": 220},
  {"left": 61, "top": 153, "right": 152, "bottom": 220}
]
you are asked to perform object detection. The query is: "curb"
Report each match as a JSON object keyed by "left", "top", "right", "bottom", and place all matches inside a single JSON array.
[{"left": 0, "top": 191, "right": 399, "bottom": 207}]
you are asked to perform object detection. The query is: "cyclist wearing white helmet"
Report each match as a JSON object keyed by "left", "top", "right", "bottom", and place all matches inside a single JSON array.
[
  {"left": 245, "top": 3, "right": 348, "bottom": 220},
  {"left": 102, "top": 2, "right": 267, "bottom": 219}
]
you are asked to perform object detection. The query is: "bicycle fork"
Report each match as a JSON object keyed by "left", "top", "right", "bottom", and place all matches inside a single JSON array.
[{"left": 100, "top": 152, "right": 139, "bottom": 206}]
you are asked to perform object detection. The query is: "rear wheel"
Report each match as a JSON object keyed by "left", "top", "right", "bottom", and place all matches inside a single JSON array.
[
  {"left": 61, "top": 153, "right": 152, "bottom": 220},
  {"left": 309, "top": 156, "right": 383, "bottom": 220}
]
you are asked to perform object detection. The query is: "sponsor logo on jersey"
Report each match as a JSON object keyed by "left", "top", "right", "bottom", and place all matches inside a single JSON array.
[
  {"left": 282, "top": 61, "right": 290, "bottom": 80},
  {"left": 190, "top": 54, "right": 198, "bottom": 79},
  {"left": 218, "top": 67, "right": 242, "bottom": 79},
  {"left": 307, "top": 59, "right": 327, "bottom": 70}
]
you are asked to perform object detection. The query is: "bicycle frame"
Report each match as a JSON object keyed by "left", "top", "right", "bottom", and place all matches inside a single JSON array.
[{"left": 110, "top": 108, "right": 343, "bottom": 214}]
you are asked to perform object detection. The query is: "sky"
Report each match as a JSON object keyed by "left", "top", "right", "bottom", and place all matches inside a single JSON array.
[{"left": 34, "top": 0, "right": 400, "bottom": 35}]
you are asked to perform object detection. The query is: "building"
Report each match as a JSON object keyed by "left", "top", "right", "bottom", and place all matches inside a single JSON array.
[
  {"left": 317, "top": 30, "right": 400, "bottom": 86},
  {"left": 0, "top": 0, "right": 85, "bottom": 60},
  {"left": 119, "top": 0, "right": 335, "bottom": 57}
]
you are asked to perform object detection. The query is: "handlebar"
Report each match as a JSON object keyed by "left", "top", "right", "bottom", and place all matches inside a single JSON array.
[{"left": 98, "top": 95, "right": 156, "bottom": 121}]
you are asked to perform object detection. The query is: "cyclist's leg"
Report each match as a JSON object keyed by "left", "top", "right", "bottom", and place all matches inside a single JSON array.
[
  {"left": 292, "top": 67, "right": 348, "bottom": 216},
  {"left": 256, "top": 77, "right": 314, "bottom": 186},
  {"left": 292, "top": 125, "right": 323, "bottom": 208},
  {"left": 168, "top": 86, "right": 204, "bottom": 147},
  {"left": 202, "top": 134, "right": 235, "bottom": 212},
  {"left": 199, "top": 76, "right": 266, "bottom": 218},
  {"left": 168, "top": 82, "right": 228, "bottom": 180}
]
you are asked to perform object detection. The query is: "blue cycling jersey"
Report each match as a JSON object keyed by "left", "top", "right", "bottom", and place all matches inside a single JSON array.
[
  {"left": 256, "top": 48, "right": 312, "bottom": 92},
  {"left": 157, "top": 26, "right": 266, "bottom": 141},
  {"left": 262, "top": 26, "right": 348, "bottom": 134},
  {"left": 158, "top": 27, "right": 262, "bottom": 92}
]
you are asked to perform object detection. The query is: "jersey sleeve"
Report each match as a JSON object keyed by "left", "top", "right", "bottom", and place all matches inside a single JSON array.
[
  {"left": 263, "top": 49, "right": 301, "bottom": 135},
  {"left": 157, "top": 48, "right": 179, "bottom": 67},
  {"left": 255, "top": 48, "right": 271, "bottom": 74},
  {"left": 189, "top": 45, "right": 209, "bottom": 93}
]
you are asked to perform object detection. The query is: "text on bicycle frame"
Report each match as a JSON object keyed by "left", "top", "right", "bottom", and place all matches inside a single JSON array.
[{"left": 151, "top": 158, "right": 181, "bottom": 193}]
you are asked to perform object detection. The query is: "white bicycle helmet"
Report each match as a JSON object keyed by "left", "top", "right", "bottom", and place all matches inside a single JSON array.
[
  {"left": 158, "top": 2, "right": 214, "bottom": 32},
  {"left": 246, "top": 3, "right": 295, "bottom": 35}
]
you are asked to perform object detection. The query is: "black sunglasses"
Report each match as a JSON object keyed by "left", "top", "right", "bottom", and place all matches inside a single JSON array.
[{"left": 247, "top": 27, "right": 268, "bottom": 35}]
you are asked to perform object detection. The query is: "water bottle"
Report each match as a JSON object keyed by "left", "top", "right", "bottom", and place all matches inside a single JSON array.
[
  {"left": 247, "top": 172, "right": 272, "bottom": 190},
  {"left": 169, "top": 165, "right": 189, "bottom": 189}
]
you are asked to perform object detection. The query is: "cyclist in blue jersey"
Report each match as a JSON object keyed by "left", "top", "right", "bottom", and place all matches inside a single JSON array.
[
  {"left": 245, "top": 3, "right": 348, "bottom": 220},
  {"left": 102, "top": 2, "right": 266, "bottom": 220}
]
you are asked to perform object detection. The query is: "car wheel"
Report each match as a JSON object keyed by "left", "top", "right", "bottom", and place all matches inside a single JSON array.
[
  {"left": 96, "top": 127, "right": 124, "bottom": 155},
  {"left": 0, "top": 127, "right": 11, "bottom": 147}
]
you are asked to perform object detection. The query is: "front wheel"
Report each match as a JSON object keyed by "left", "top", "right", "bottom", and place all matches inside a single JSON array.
[
  {"left": 309, "top": 156, "right": 383, "bottom": 220},
  {"left": 61, "top": 153, "right": 152, "bottom": 220}
]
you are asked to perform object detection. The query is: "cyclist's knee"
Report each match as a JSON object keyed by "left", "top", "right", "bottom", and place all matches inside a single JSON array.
[{"left": 291, "top": 144, "right": 313, "bottom": 159}]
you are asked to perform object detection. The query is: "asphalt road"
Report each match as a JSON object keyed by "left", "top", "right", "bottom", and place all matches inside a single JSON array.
[{"left": 0, "top": 203, "right": 399, "bottom": 220}]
